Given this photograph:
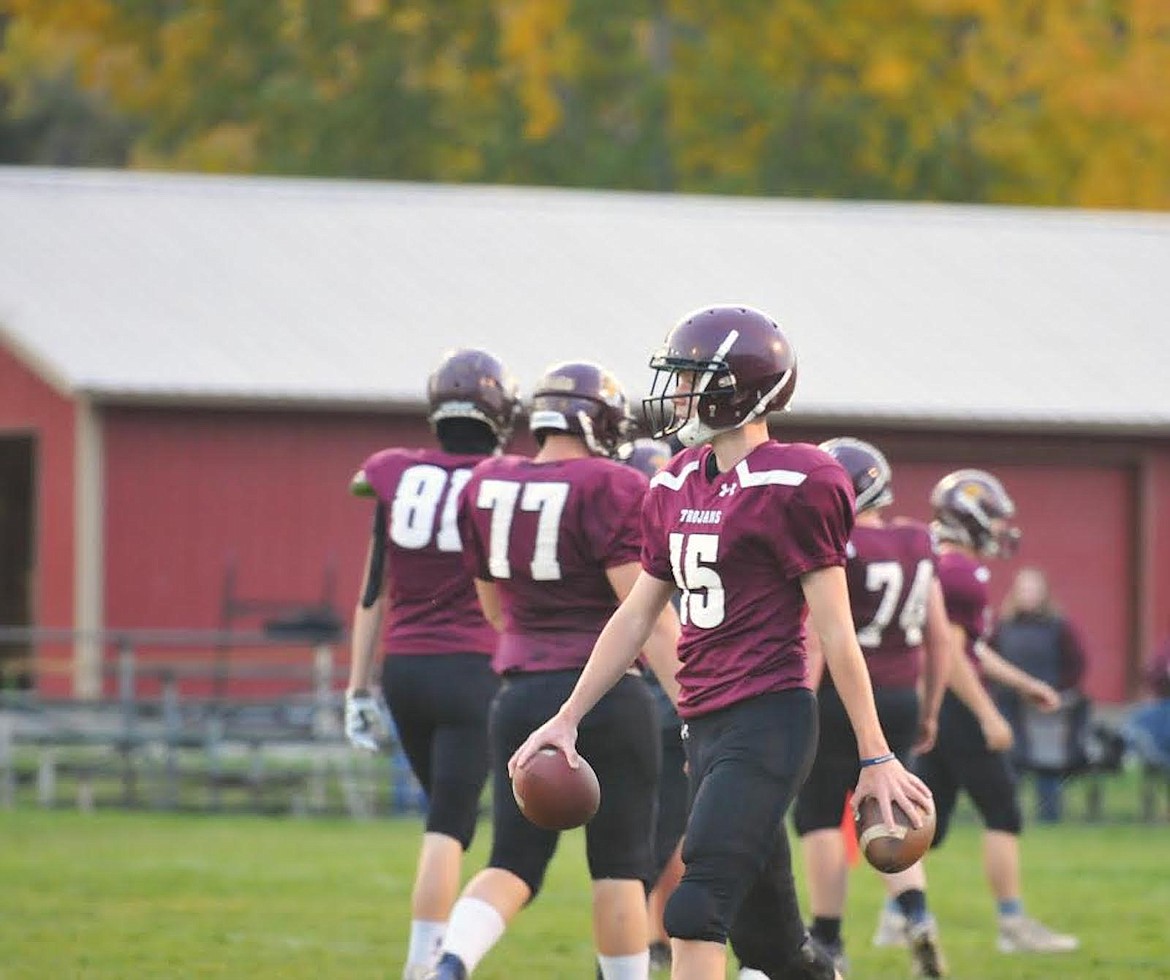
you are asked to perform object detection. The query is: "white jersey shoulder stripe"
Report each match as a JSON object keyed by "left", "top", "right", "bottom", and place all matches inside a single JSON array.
[
  {"left": 735, "top": 459, "right": 807, "bottom": 488},
  {"left": 650, "top": 460, "right": 701, "bottom": 492}
]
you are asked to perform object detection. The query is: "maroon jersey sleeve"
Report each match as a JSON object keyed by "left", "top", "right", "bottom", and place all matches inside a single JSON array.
[
  {"left": 774, "top": 463, "right": 854, "bottom": 579},
  {"left": 361, "top": 449, "right": 400, "bottom": 500},
  {"left": 938, "top": 554, "right": 991, "bottom": 641},
  {"left": 640, "top": 490, "right": 673, "bottom": 582},
  {"left": 583, "top": 465, "right": 647, "bottom": 568}
]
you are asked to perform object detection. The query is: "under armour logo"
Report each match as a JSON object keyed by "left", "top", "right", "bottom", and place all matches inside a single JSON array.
[{"left": 718, "top": 483, "right": 738, "bottom": 497}]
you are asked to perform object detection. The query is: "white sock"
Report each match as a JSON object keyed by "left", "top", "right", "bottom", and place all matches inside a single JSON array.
[
  {"left": 441, "top": 897, "right": 506, "bottom": 974},
  {"left": 404, "top": 919, "right": 446, "bottom": 973},
  {"left": 598, "top": 951, "right": 650, "bottom": 980}
]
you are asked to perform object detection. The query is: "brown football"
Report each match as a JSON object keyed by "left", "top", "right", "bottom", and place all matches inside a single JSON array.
[
  {"left": 512, "top": 746, "right": 601, "bottom": 831},
  {"left": 854, "top": 797, "right": 936, "bottom": 873}
]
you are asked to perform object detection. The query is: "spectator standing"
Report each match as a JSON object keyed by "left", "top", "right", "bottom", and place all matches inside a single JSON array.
[{"left": 991, "top": 568, "right": 1088, "bottom": 822}]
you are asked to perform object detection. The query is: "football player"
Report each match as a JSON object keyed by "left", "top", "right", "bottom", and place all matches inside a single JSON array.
[
  {"left": 511, "top": 305, "right": 932, "bottom": 980},
  {"left": 426, "top": 363, "right": 681, "bottom": 980},
  {"left": 792, "top": 437, "right": 951, "bottom": 977},
  {"left": 875, "top": 470, "right": 1079, "bottom": 956},
  {"left": 344, "top": 348, "right": 520, "bottom": 980}
]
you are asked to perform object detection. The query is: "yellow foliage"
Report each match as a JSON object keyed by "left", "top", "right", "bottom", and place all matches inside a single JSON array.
[
  {"left": 496, "top": 0, "right": 574, "bottom": 140},
  {"left": 348, "top": 0, "right": 385, "bottom": 22},
  {"left": 2, "top": 0, "right": 1168, "bottom": 206},
  {"left": 135, "top": 122, "right": 259, "bottom": 173},
  {"left": 863, "top": 53, "right": 915, "bottom": 99}
]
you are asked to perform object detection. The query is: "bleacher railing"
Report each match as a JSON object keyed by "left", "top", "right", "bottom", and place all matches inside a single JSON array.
[{"left": 0, "top": 627, "right": 425, "bottom": 817}]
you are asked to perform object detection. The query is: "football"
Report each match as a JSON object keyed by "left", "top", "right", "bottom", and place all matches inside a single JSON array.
[
  {"left": 512, "top": 746, "right": 601, "bottom": 831},
  {"left": 854, "top": 796, "right": 936, "bottom": 873}
]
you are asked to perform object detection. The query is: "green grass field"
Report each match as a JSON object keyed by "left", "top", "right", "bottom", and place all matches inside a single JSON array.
[{"left": 1, "top": 809, "right": 1167, "bottom": 979}]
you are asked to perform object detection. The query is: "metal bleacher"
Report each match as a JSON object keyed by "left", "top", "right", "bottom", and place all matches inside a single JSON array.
[{"left": 0, "top": 626, "right": 424, "bottom": 818}]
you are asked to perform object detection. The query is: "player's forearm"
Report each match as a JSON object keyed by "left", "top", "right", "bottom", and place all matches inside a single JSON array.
[
  {"left": 804, "top": 566, "right": 890, "bottom": 757},
  {"left": 641, "top": 607, "right": 682, "bottom": 707},
  {"left": 946, "top": 639, "right": 999, "bottom": 720},
  {"left": 920, "top": 646, "right": 947, "bottom": 722},
  {"left": 976, "top": 641, "right": 1050, "bottom": 696},
  {"left": 920, "top": 586, "right": 951, "bottom": 719},
  {"left": 805, "top": 629, "right": 826, "bottom": 691},
  {"left": 561, "top": 604, "right": 654, "bottom": 725},
  {"left": 347, "top": 599, "right": 385, "bottom": 692}
]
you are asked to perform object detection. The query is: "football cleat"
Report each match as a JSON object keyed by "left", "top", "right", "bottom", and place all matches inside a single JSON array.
[
  {"left": 873, "top": 905, "right": 908, "bottom": 948},
  {"left": 996, "top": 915, "right": 1079, "bottom": 954},
  {"left": 906, "top": 918, "right": 948, "bottom": 977},
  {"left": 423, "top": 952, "right": 468, "bottom": 980}
]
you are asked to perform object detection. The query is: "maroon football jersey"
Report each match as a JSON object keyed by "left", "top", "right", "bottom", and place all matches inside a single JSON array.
[
  {"left": 457, "top": 454, "right": 647, "bottom": 674},
  {"left": 641, "top": 441, "right": 854, "bottom": 719},
  {"left": 842, "top": 520, "right": 937, "bottom": 689},
  {"left": 936, "top": 548, "right": 993, "bottom": 675},
  {"left": 361, "top": 447, "right": 497, "bottom": 657}
]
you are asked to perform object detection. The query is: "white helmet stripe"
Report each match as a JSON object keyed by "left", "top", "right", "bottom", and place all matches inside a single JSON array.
[
  {"left": 694, "top": 329, "right": 740, "bottom": 397},
  {"left": 739, "top": 367, "right": 794, "bottom": 426}
]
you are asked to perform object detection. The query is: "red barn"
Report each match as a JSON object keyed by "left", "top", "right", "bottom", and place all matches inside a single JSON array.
[{"left": 1, "top": 168, "right": 1168, "bottom": 703}]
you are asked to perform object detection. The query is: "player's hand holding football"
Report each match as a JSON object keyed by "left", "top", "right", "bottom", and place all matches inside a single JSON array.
[
  {"left": 344, "top": 688, "right": 393, "bottom": 753},
  {"left": 854, "top": 756, "right": 934, "bottom": 831},
  {"left": 508, "top": 709, "right": 581, "bottom": 778}
]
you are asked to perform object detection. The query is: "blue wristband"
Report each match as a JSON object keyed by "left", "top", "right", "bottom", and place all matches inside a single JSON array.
[{"left": 859, "top": 752, "right": 896, "bottom": 768}]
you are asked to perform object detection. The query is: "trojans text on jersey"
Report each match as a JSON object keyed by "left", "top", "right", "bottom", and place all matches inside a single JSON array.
[{"left": 679, "top": 508, "right": 723, "bottom": 525}]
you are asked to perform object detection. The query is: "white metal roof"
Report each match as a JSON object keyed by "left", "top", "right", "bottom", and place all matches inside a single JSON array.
[{"left": 2, "top": 166, "right": 1168, "bottom": 429}]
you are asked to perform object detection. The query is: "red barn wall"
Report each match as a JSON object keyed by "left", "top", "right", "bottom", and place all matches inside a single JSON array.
[
  {"left": 0, "top": 344, "right": 75, "bottom": 690},
  {"left": 95, "top": 403, "right": 1165, "bottom": 705},
  {"left": 100, "top": 407, "right": 441, "bottom": 698},
  {"left": 102, "top": 407, "right": 435, "bottom": 634},
  {"left": 1142, "top": 449, "right": 1170, "bottom": 685}
]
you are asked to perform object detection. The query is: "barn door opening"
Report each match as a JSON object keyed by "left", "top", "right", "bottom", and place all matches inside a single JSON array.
[{"left": 0, "top": 435, "right": 35, "bottom": 689}]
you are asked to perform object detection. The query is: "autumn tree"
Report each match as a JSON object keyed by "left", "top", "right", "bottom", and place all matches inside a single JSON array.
[{"left": 1, "top": 0, "right": 1167, "bottom": 207}]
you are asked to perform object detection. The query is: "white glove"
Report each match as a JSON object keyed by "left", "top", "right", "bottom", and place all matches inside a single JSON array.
[{"left": 344, "top": 689, "right": 393, "bottom": 753}]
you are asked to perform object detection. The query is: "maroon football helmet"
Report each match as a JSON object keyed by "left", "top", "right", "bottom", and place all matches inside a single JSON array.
[
  {"left": 427, "top": 348, "right": 520, "bottom": 446},
  {"left": 644, "top": 305, "right": 797, "bottom": 446},
  {"left": 930, "top": 469, "right": 1021, "bottom": 558},
  {"left": 529, "top": 361, "right": 636, "bottom": 457},
  {"left": 820, "top": 437, "right": 894, "bottom": 514},
  {"left": 616, "top": 437, "right": 674, "bottom": 479}
]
